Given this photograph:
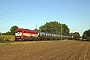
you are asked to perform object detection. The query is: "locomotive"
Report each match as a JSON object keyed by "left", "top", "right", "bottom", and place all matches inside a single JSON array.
[{"left": 15, "top": 28, "right": 73, "bottom": 41}]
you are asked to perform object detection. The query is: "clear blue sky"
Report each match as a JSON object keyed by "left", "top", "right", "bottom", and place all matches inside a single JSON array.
[{"left": 0, "top": 0, "right": 90, "bottom": 36}]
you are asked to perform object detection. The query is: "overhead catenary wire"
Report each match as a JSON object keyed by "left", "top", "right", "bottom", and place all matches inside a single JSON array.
[
  {"left": 0, "top": 18, "right": 36, "bottom": 29},
  {"left": 0, "top": 13, "right": 40, "bottom": 29},
  {"left": 0, "top": 8, "right": 41, "bottom": 26},
  {"left": 0, "top": 13, "right": 35, "bottom": 25}
]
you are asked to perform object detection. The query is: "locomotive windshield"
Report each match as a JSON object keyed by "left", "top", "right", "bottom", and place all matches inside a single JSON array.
[{"left": 16, "top": 30, "right": 22, "bottom": 33}]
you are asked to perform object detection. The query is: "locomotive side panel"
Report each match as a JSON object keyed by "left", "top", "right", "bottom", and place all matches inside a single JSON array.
[{"left": 15, "top": 28, "right": 38, "bottom": 41}]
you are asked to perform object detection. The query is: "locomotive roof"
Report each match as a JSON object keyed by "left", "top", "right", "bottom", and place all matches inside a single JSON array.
[{"left": 16, "top": 28, "right": 38, "bottom": 33}]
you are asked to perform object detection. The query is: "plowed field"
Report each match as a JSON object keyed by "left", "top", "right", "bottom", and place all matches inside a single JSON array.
[{"left": 0, "top": 40, "right": 90, "bottom": 60}]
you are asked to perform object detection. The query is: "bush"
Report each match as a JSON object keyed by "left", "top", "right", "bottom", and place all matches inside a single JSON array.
[
  {"left": 87, "top": 37, "right": 90, "bottom": 41},
  {"left": 6, "top": 39, "right": 9, "bottom": 41},
  {"left": 74, "top": 36, "right": 79, "bottom": 40},
  {"left": 0, "top": 37, "right": 4, "bottom": 41}
]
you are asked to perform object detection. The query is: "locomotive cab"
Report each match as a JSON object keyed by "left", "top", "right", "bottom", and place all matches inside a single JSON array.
[
  {"left": 15, "top": 28, "right": 23, "bottom": 41},
  {"left": 15, "top": 28, "right": 38, "bottom": 41}
]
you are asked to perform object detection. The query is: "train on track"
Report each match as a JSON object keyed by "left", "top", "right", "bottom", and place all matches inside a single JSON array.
[{"left": 15, "top": 28, "right": 73, "bottom": 41}]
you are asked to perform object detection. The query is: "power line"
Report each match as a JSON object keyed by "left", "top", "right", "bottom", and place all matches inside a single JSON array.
[
  {"left": 0, "top": 12, "right": 42, "bottom": 30},
  {"left": 0, "top": 8, "right": 41, "bottom": 26},
  {"left": 0, "top": 13, "right": 34, "bottom": 25},
  {"left": 0, "top": 18, "right": 33, "bottom": 26},
  {"left": 0, "top": 18, "right": 37, "bottom": 29}
]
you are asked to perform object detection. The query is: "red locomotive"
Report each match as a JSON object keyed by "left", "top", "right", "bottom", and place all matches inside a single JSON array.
[{"left": 15, "top": 28, "right": 38, "bottom": 41}]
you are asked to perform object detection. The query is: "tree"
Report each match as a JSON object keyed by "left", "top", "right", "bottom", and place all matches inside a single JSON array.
[
  {"left": 73, "top": 32, "right": 80, "bottom": 40},
  {"left": 3, "top": 31, "right": 11, "bottom": 35},
  {"left": 39, "top": 21, "right": 70, "bottom": 35},
  {"left": 82, "top": 31, "right": 88, "bottom": 39},
  {"left": 82, "top": 29, "right": 90, "bottom": 39},
  {"left": 0, "top": 32, "right": 2, "bottom": 35},
  {"left": 10, "top": 26, "right": 18, "bottom": 35},
  {"left": 62, "top": 24, "right": 69, "bottom": 35},
  {"left": 87, "top": 29, "right": 90, "bottom": 37}
]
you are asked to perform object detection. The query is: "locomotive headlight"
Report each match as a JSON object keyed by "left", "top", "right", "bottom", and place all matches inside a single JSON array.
[
  {"left": 15, "top": 33, "right": 18, "bottom": 36},
  {"left": 19, "top": 33, "right": 22, "bottom": 36},
  {"left": 46, "top": 34, "right": 47, "bottom": 36},
  {"left": 15, "top": 32, "right": 22, "bottom": 36},
  {"left": 38, "top": 33, "right": 39, "bottom": 35}
]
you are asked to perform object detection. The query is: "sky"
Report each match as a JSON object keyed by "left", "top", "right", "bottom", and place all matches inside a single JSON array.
[{"left": 0, "top": 0, "right": 90, "bottom": 36}]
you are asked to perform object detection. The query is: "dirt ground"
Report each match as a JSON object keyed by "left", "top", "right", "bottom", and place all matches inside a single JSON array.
[{"left": 0, "top": 40, "right": 90, "bottom": 60}]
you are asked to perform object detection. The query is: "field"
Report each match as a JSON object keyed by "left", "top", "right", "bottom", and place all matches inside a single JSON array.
[
  {"left": 0, "top": 40, "right": 90, "bottom": 60},
  {"left": 0, "top": 35, "right": 15, "bottom": 41}
]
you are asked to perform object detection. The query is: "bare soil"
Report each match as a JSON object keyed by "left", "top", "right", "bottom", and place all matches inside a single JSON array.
[{"left": 0, "top": 40, "right": 90, "bottom": 60}]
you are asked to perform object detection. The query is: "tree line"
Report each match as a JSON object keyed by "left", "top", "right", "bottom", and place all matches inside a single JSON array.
[
  {"left": 0, "top": 26, "right": 18, "bottom": 35},
  {"left": 39, "top": 21, "right": 69, "bottom": 35},
  {"left": 0, "top": 21, "right": 89, "bottom": 41},
  {"left": 39, "top": 21, "right": 80, "bottom": 40}
]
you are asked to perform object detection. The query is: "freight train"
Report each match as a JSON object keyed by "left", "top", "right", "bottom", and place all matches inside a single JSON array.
[{"left": 15, "top": 28, "right": 73, "bottom": 41}]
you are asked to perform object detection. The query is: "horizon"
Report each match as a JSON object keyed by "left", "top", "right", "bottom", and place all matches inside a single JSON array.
[{"left": 0, "top": 0, "right": 90, "bottom": 36}]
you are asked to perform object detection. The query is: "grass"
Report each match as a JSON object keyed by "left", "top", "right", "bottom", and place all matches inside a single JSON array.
[
  {"left": 0, "top": 40, "right": 88, "bottom": 47},
  {"left": 0, "top": 40, "right": 51, "bottom": 46},
  {"left": 0, "top": 43, "right": 24, "bottom": 46},
  {"left": 0, "top": 35, "right": 15, "bottom": 41},
  {"left": 0, "top": 40, "right": 61, "bottom": 46}
]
